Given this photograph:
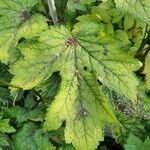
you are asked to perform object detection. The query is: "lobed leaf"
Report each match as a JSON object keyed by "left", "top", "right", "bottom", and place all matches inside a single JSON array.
[
  {"left": 34, "top": 129, "right": 55, "bottom": 150},
  {"left": 12, "top": 122, "right": 38, "bottom": 150},
  {"left": 0, "top": 0, "right": 48, "bottom": 64},
  {"left": 9, "top": 22, "right": 142, "bottom": 149},
  {"left": 124, "top": 133, "right": 150, "bottom": 150},
  {"left": 115, "top": 0, "right": 150, "bottom": 24}
]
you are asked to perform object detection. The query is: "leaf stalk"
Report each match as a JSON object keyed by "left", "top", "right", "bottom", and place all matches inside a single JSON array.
[{"left": 47, "top": 0, "right": 59, "bottom": 25}]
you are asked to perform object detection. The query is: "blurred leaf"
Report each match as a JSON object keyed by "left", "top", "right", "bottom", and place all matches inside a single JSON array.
[
  {"left": 124, "top": 133, "right": 150, "bottom": 150},
  {"left": 0, "top": 133, "right": 9, "bottom": 147},
  {"left": 35, "top": 72, "right": 61, "bottom": 104},
  {"left": 34, "top": 129, "right": 55, "bottom": 150},
  {"left": 2, "top": 106, "right": 28, "bottom": 123},
  {"left": 67, "top": 0, "right": 95, "bottom": 12},
  {"left": 28, "top": 103, "right": 45, "bottom": 122},
  {"left": 59, "top": 144, "right": 75, "bottom": 150},
  {"left": 0, "top": 119, "right": 16, "bottom": 133},
  {"left": 115, "top": 0, "right": 150, "bottom": 24},
  {"left": 12, "top": 122, "right": 38, "bottom": 150}
]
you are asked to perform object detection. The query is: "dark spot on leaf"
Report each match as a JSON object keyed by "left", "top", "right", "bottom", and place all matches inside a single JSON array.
[
  {"left": 18, "top": 37, "right": 26, "bottom": 43},
  {"left": 20, "top": 10, "right": 31, "bottom": 22},
  {"left": 66, "top": 37, "right": 78, "bottom": 47},
  {"left": 76, "top": 107, "right": 89, "bottom": 119},
  {"left": 97, "top": 79, "right": 102, "bottom": 86},
  {"left": 103, "top": 48, "right": 109, "bottom": 55},
  {"left": 83, "top": 66, "right": 87, "bottom": 71}
]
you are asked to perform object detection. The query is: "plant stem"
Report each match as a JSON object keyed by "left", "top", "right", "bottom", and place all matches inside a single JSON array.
[
  {"left": 135, "top": 24, "right": 149, "bottom": 57},
  {"left": 137, "top": 45, "right": 150, "bottom": 73},
  {"left": 47, "top": 0, "right": 59, "bottom": 25}
]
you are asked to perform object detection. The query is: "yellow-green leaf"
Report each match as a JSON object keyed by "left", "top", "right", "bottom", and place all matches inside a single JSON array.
[
  {"left": 143, "top": 52, "right": 150, "bottom": 89},
  {"left": 115, "top": 0, "right": 150, "bottom": 24},
  {"left": 10, "top": 23, "right": 140, "bottom": 149},
  {"left": 0, "top": 0, "right": 48, "bottom": 64}
]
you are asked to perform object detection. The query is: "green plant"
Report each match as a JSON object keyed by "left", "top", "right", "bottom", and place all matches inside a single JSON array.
[{"left": 0, "top": 0, "right": 150, "bottom": 150}]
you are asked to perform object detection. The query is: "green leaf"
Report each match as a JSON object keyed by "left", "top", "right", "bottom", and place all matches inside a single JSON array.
[
  {"left": 0, "top": 63, "right": 13, "bottom": 105},
  {"left": 10, "top": 23, "right": 141, "bottom": 149},
  {"left": 0, "top": 63, "right": 12, "bottom": 82},
  {"left": 91, "top": 4, "right": 111, "bottom": 23},
  {"left": 2, "top": 106, "right": 28, "bottom": 123},
  {"left": 24, "top": 91, "right": 37, "bottom": 109},
  {"left": 124, "top": 133, "right": 150, "bottom": 150},
  {"left": 13, "top": 123, "right": 55, "bottom": 150},
  {"left": 74, "top": 1, "right": 123, "bottom": 25},
  {"left": 59, "top": 144, "right": 75, "bottom": 150},
  {"left": 13, "top": 122, "right": 38, "bottom": 150},
  {"left": 0, "top": 119, "right": 16, "bottom": 133},
  {"left": 114, "top": 0, "right": 150, "bottom": 24},
  {"left": 137, "top": 81, "right": 150, "bottom": 119},
  {"left": 34, "top": 129, "right": 55, "bottom": 150},
  {"left": 75, "top": 2, "right": 114, "bottom": 25},
  {"left": 0, "top": 87, "right": 11, "bottom": 105},
  {"left": 67, "top": 0, "right": 95, "bottom": 12},
  {"left": 0, "top": 0, "right": 48, "bottom": 64},
  {"left": 28, "top": 103, "right": 45, "bottom": 122},
  {"left": 35, "top": 72, "right": 61, "bottom": 103},
  {"left": 2, "top": 104, "right": 45, "bottom": 123},
  {"left": 143, "top": 52, "right": 150, "bottom": 89},
  {"left": 0, "top": 133, "right": 9, "bottom": 147},
  {"left": 124, "top": 14, "right": 134, "bottom": 31},
  {"left": 48, "top": 127, "right": 65, "bottom": 144}
]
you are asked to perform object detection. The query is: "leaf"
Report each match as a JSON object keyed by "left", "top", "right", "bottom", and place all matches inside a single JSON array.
[
  {"left": 35, "top": 72, "right": 61, "bottom": 103},
  {"left": 13, "top": 123, "right": 55, "bottom": 150},
  {"left": 74, "top": 0, "right": 123, "bottom": 25},
  {"left": 2, "top": 104, "right": 45, "bottom": 123},
  {"left": 2, "top": 106, "right": 28, "bottom": 123},
  {"left": 28, "top": 103, "right": 45, "bottom": 122},
  {"left": 0, "top": 133, "right": 9, "bottom": 147},
  {"left": 0, "top": 87, "right": 11, "bottom": 105},
  {"left": 0, "top": 63, "right": 13, "bottom": 105},
  {"left": 67, "top": 0, "right": 95, "bottom": 12},
  {"left": 0, "top": 63, "right": 12, "bottom": 82},
  {"left": 13, "top": 122, "right": 38, "bottom": 150},
  {"left": 34, "top": 129, "right": 55, "bottom": 150},
  {"left": 74, "top": 1, "right": 115, "bottom": 25},
  {"left": 91, "top": 3, "right": 112, "bottom": 23},
  {"left": 48, "top": 127, "right": 65, "bottom": 144},
  {"left": 10, "top": 23, "right": 140, "bottom": 100},
  {"left": 124, "top": 133, "right": 150, "bottom": 150},
  {"left": 0, "top": 0, "right": 48, "bottom": 64},
  {"left": 59, "top": 144, "right": 75, "bottom": 150},
  {"left": 114, "top": 0, "right": 150, "bottom": 24},
  {"left": 0, "top": 119, "right": 16, "bottom": 133},
  {"left": 24, "top": 91, "right": 37, "bottom": 109},
  {"left": 137, "top": 81, "right": 150, "bottom": 119},
  {"left": 10, "top": 23, "right": 141, "bottom": 149},
  {"left": 124, "top": 14, "right": 134, "bottom": 31},
  {"left": 143, "top": 52, "right": 150, "bottom": 89}
]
